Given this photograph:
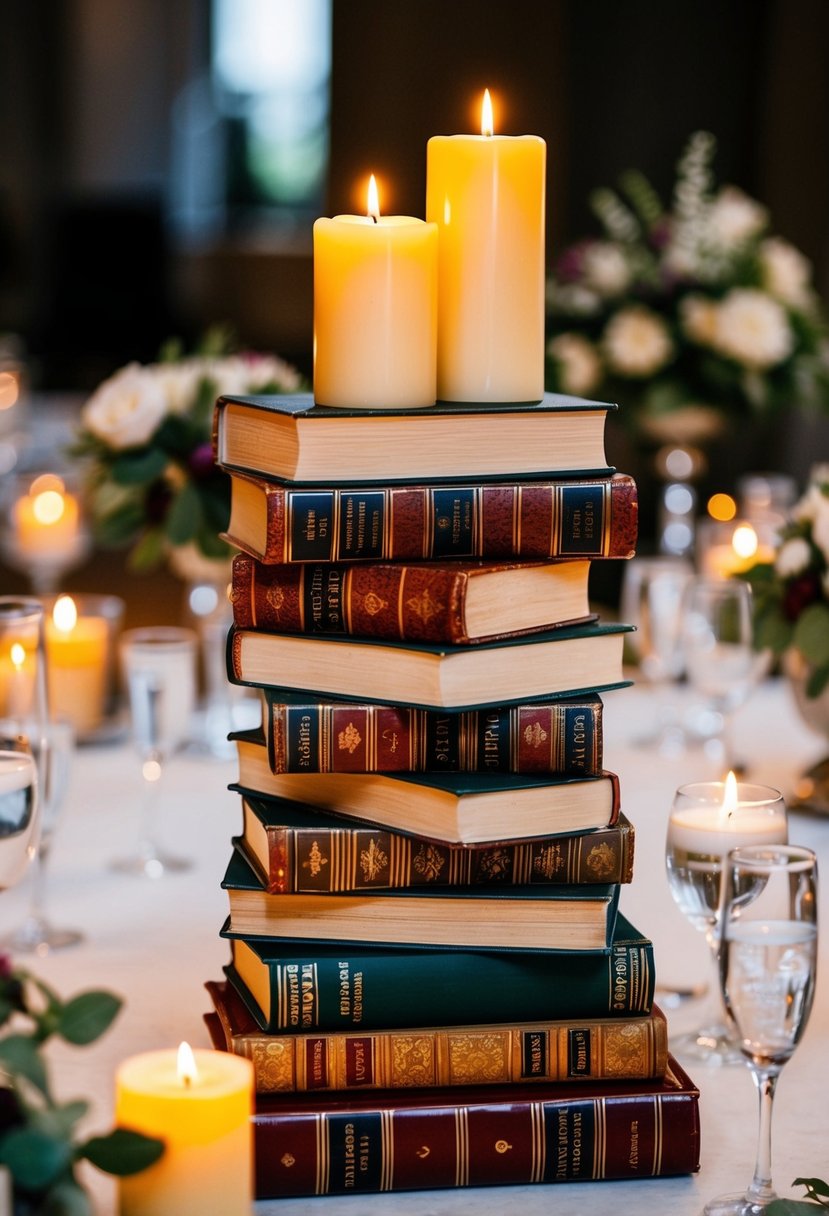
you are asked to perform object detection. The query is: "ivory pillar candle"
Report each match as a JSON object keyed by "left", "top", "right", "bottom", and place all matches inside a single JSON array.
[
  {"left": 116, "top": 1044, "right": 254, "bottom": 1216},
  {"left": 426, "top": 89, "right": 546, "bottom": 403},
  {"left": 313, "top": 175, "right": 438, "bottom": 409},
  {"left": 45, "top": 596, "right": 108, "bottom": 736}
]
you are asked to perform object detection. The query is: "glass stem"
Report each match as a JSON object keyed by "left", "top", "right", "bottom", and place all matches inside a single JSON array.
[
  {"left": 747, "top": 1067, "right": 778, "bottom": 1205},
  {"left": 27, "top": 842, "right": 50, "bottom": 928},
  {"left": 696, "top": 924, "right": 726, "bottom": 1035},
  {"left": 137, "top": 751, "right": 163, "bottom": 859}
]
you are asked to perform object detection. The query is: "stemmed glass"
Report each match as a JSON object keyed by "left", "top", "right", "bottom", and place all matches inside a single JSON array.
[
  {"left": 0, "top": 746, "right": 38, "bottom": 892},
  {"left": 665, "top": 777, "right": 788, "bottom": 1064},
  {"left": 682, "top": 578, "right": 766, "bottom": 775},
  {"left": 704, "top": 844, "right": 818, "bottom": 1215},
  {"left": 113, "top": 627, "right": 197, "bottom": 878},
  {"left": 620, "top": 555, "right": 692, "bottom": 753}
]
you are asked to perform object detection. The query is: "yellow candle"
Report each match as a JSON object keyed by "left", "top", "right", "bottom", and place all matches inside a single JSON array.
[
  {"left": 427, "top": 88, "right": 546, "bottom": 403},
  {"left": 698, "top": 520, "right": 774, "bottom": 580},
  {"left": 313, "top": 174, "right": 438, "bottom": 408},
  {"left": 11, "top": 474, "right": 81, "bottom": 560},
  {"left": 116, "top": 1044, "right": 253, "bottom": 1216},
  {"left": 45, "top": 596, "right": 108, "bottom": 736},
  {"left": 0, "top": 642, "right": 36, "bottom": 721}
]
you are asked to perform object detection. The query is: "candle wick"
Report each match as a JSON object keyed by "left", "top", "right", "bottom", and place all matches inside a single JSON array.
[
  {"left": 183, "top": 1073, "right": 192, "bottom": 1089},
  {"left": 370, "top": 214, "right": 378, "bottom": 224}
]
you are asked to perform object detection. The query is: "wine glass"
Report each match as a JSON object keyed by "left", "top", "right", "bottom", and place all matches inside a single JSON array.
[
  {"left": 704, "top": 844, "right": 818, "bottom": 1215},
  {"left": 620, "top": 555, "right": 692, "bottom": 753},
  {"left": 0, "top": 747, "right": 38, "bottom": 891},
  {"left": 681, "top": 578, "right": 766, "bottom": 775},
  {"left": 665, "top": 777, "right": 788, "bottom": 1064},
  {"left": 113, "top": 626, "right": 197, "bottom": 878}
]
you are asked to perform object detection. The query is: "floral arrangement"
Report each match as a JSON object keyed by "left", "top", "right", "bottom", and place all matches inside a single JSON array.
[
  {"left": 545, "top": 131, "right": 829, "bottom": 442},
  {"left": 73, "top": 331, "right": 303, "bottom": 570},
  {"left": 0, "top": 959, "right": 162, "bottom": 1214},
  {"left": 744, "top": 466, "right": 829, "bottom": 697}
]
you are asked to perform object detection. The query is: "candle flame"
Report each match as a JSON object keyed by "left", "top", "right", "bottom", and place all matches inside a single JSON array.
[
  {"left": 177, "top": 1041, "right": 198, "bottom": 1087},
  {"left": 720, "top": 771, "right": 739, "bottom": 822},
  {"left": 732, "top": 524, "right": 758, "bottom": 560},
  {"left": 10, "top": 643, "right": 25, "bottom": 671},
  {"left": 32, "top": 489, "right": 66, "bottom": 526},
  {"left": 52, "top": 595, "right": 78, "bottom": 634},
  {"left": 367, "top": 174, "right": 380, "bottom": 223},
  {"left": 481, "top": 88, "right": 494, "bottom": 136}
]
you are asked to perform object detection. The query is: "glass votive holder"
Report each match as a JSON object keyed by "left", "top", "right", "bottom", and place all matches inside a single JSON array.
[
  {"left": 43, "top": 593, "right": 125, "bottom": 743},
  {"left": 694, "top": 516, "right": 774, "bottom": 580},
  {"left": 1, "top": 470, "right": 92, "bottom": 596}
]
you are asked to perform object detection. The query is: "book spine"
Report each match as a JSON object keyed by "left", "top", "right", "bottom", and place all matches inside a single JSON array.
[
  {"left": 229, "top": 1014, "right": 667, "bottom": 1093},
  {"left": 260, "top": 820, "right": 632, "bottom": 894},
  {"left": 248, "top": 475, "right": 637, "bottom": 563},
  {"left": 252, "top": 1080, "right": 699, "bottom": 1197},
  {"left": 267, "top": 698, "right": 603, "bottom": 776},
  {"left": 238, "top": 936, "right": 654, "bottom": 1032},
  {"left": 230, "top": 556, "right": 482, "bottom": 644}
]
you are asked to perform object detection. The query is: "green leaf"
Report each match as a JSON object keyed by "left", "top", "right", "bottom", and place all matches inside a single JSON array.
[
  {"left": 0, "top": 1035, "right": 49, "bottom": 1094},
  {"left": 31, "top": 1101, "right": 89, "bottom": 1140},
  {"left": 0, "top": 1126, "right": 72, "bottom": 1189},
  {"left": 806, "top": 664, "right": 829, "bottom": 699},
  {"left": 766, "top": 1203, "right": 827, "bottom": 1215},
  {"left": 165, "top": 481, "right": 202, "bottom": 546},
  {"left": 793, "top": 604, "right": 829, "bottom": 666},
  {"left": 128, "top": 528, "right": 166, "bottom": 572},
  {"left": 755, "top": 611, "right": 793, "bottom": 656},
  {"left": 96, "top": 503, "right": 145, "bottom": 548},
  {"left": 57, "top": 992, "right": 122, "bottom": 1046},
  {"left": 80, "top": 1128, "right": 165, "bottom": 1176},
  {"left": 41, "top": 1177, "right": 94, "bottom": 1216},
  {"left": 794, "top": 1177, "right": 829, "bottom": 1199},
  {"left": 112, "top": 448, "right": 168, "bottom": 486}
]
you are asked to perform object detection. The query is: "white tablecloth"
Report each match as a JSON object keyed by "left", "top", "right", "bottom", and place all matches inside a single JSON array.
[{"left": 4, "top": 677, "right": 828, "bottom": 1215}]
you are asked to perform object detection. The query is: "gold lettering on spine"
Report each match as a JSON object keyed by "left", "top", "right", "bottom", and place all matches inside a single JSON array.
[{"left": 602, "top": 480, "right": 612, "bottom": 556}]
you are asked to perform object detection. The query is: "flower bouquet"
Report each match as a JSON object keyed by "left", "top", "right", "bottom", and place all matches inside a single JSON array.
[
  {"left": 545, "top": 131, "right": 829, "bottom": 445},
  {"left": 73, "top": 332, "right": 303, "bottom": 571}
]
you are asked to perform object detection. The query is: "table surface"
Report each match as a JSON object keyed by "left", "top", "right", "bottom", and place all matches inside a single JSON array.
[{"left": 4, "top": 675, "right": 828, "bottom": 1215}]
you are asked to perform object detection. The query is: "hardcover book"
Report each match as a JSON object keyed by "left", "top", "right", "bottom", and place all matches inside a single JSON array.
[
  {"left": 223, "top": 470, "right": 638, "bottom": 564},
  {"left": 213, "top": 391, "right": 617, "bottom": 484},
  {"left": 229, "top": 553, "right": 594, "bottom": 645},
  {"left": 221, "top": 911, "right": 655, "bottom": 1032},
  {"left": 226, "top": 619, "right": 633, "bottom": 710},
  {"left": 261, "top": 688, "right": 606, "bottom": 776},
  {"left": 231, "top": 731, "right": 621, "bottom": 844},
  {"left": 237, "top": 795, "right": 635, "bottom": 893},
  {"left": 221, "top": 846, "right": 620, "bottom": 951},
  {"left": 205, "top": 979, "right": 668, "bottom": 1093}
]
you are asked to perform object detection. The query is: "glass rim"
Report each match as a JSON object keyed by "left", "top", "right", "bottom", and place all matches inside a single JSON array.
[
  {"left": 119, "top": 626, "right": 198, "bottom": 650},
  {"left": 674, "top": 780, "right": 784, "bottom": 809},
  {"left": 728, "top": 843, "right": 816, "bottom": 872},
  {"left": 0, "top": 596, "right": 44, "bottom": 625}
]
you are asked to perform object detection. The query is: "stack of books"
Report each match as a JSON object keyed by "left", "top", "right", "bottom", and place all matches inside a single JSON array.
[{"left": 205, "top": 393, "right": 701, "bottom": 1199}]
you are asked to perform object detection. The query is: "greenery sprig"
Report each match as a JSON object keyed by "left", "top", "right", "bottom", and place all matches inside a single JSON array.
[
  {"left": 0, "top": 960, "right": 163, "bottom": 1216},
  {"left": 768, "top": 1177, "right": 829, "bottom": 1214}
]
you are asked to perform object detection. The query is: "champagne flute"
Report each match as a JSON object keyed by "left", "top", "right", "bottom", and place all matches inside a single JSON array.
[
  {"left": 665, "top": 777, "right": 787, "bottom": 1064},
  {"left": 681, "top": 578, "right": 766, "bottom": 775},
  {"left": 704, "top": 844, "right": 818, "bottom": 1215},
  {"left": 113, "top": 627, "right": 197, "bottom": 878},
  {"left": 0, "top": 748, "right": 38, "bottom": 891}
]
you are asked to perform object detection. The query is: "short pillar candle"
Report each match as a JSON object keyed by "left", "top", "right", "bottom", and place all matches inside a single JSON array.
[{"left": 116, "top": 1045, "right": 254, "bottom": 1216}]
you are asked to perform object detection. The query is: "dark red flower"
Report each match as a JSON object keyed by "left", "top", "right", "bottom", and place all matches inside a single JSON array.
[
  {"left": 782, "top": 573, "right": 821, "bottom": 622},
  {"left": 187, "top": 443, "right": 217, "bottom": 481},
  {"left": 144, "top": 479, "right": 172, "bottom": 524}
]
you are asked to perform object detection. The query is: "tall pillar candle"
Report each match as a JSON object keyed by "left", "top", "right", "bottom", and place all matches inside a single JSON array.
[
  {"left": 116, "top": 1044, "right": 253, "bottom": 1216},
  {"left": 313, "top": 175, "right": 437, "bottom": 408},
  {"left": 427, "top": 89, "right": 546, "bottom": 403}
]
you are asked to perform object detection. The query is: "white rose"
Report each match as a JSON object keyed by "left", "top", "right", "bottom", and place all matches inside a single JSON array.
[
  {"left": 547, "top": 283, "right": 602, "bottom": 317},
  {"left": 243, "top": 354, "right": 303, "bottom": 393},
  {"left": 81, "top": 363, "right": 168, "bottom": 450},
  {"left": 149, "top": 360, "right": 204, "bottom": 414},
  {"left": 680, "top": 294, "right": 719, "bottom": 345},
  {"left": 810, "top": 487, "right": 829, "bottom": 563},
  {"left": 760, "top": 237, "right": 812, "bottom": 307},
  {"left": 794, "top": 483, "right": 826, "bottom": 525},
  {"left": 603, "top": 306, "right": 674, "bottom": 377},
  {"left": 713, "top": 289, "right": 793, "bottom": 369},
  {"left": 546, "top": 333, "right": 602, "bottom": 397},
  {"left": 582, "top": 243, "right": 631, "bottom": 297},
  {"left": 775, "top": 537, "right": 811, "bottom": 578},
  {"left": 707, "top": 186, "right": 767, "bottom": 247}
]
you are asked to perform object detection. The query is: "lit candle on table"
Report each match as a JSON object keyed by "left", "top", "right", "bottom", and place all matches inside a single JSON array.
[
  {"left": 668, "top": 772, "right": 788, "bottom": 860},
  {"left": 426, "top": 88, "right": 546, "bottom": 402},
  {"left": 313, "top": 173, "right": 438, "bottom": 408},
  {"left": 0, "top": 643, "right": 35, "bottom": 722},
  {"left": 11, "top": 474, "right": 81, "bottom": 561},
  {"left": 45, "top": 596, "right": 108, "bottom": 736},
  {"left": 116, "top": 1042, "right": 253, "bottom": 1216}
]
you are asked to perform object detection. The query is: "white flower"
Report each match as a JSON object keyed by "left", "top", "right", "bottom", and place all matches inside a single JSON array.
[
  {"left": 760, "top": 237, "right": 813, "bottom": 307},
  {"left": 149, "top": 360, "right": 205, "bottom": 414},
  {"left": 81, "top": 363, "right": 168, "bottom": 450},
  {"left": 680, "top": 294, "right": 719, "bottom": 345},
  {"left": 713, "top": 289, "right": 793, "bottom": 369},
  {"left": 603, "top": 306, "right": 674, "bottom": 377},
  {"left": 547, "top": 283, "right": 602, "bottom": 317},
  {"left": 546, "top": 333, "right": 602, "bottom": 396},
  {"left": 794, "top": 483, "right": 827, "bottom": 524},
  {"left": 810, "top": 488, "right": 829, "bottom": 563},
  {"left": 775, "top": 537, "right": 812, "bottom": 578},
  {"left": 706, "top": 187, "right": 767, "bottom": 247},
  {"left": 582, "top": 243, "right": 631, "bottom": 297}
]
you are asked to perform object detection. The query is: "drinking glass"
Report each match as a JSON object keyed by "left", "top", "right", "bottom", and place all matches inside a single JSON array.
[
  {"left": 620, "top": 555, "right": 693, "bottom": 752},
  {"left": 704, "top": 844, "right": 818, "bottom": 1216},
  {"left": 665, "top": 778, "right": 787, "bottom": 1064},
  {"left": 681, "top": 578, "right": 766, "bottom": 775},
  {"left": 114, "top": 627, "right": 197, "bottom": 878},
  {"left": 0, "top": 747, "right": 38, "bottom": 891}
]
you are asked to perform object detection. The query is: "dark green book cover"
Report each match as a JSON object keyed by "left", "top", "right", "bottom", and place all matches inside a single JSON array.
[{"left": 218, "top": 390, "right": 618, "bottom": 420}]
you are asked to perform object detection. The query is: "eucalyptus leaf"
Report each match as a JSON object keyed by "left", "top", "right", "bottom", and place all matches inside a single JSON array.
[
  {"left": 31, "top": 1102, "right": 89, "bottom": 1140},
  {"left": 0, "top": 1035, "right": 49, "bottom": 1094},
  {"left": 112, "top": 448, "right": 168, "bottom": 487},
  {"left": 41, "top": 1176, "right": 94, "bottom": 1216},
  {"left": 80, "top": 1128, "right": 165, "bottom": 1176},
  {"left": 0, "top": 1127, "right": 72, "bottom": 1189},
  {"left": 806, "top": 664, "right": 829, "bottom": 699},
  {"left": 793, "top": 604, "right": 829, "bottom": 666},
  {"left": 128, "top": 528, "right": 166, "bottom": 571},
  {"left": 165, "top": 482, "right": 202, "bottom": 545},
  {"left": 57, "top": 992, "right": 121, "bottom": 1046},
  {"left": 794, "top": 1176, "right": 829, "bottom": 1200}
]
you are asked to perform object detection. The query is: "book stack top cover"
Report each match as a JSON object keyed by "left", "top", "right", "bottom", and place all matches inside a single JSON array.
[{"left": 204, "top": 120, "right": 700, "bottom": 1203}]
